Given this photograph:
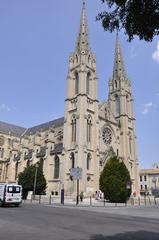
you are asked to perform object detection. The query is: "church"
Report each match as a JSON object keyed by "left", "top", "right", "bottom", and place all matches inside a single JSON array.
[{"left": 0, "top": 1, "right": 139, "bottom": 196}]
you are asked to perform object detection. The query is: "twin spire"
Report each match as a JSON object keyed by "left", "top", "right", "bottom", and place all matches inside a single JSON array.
[
  {"left": 76, "top": 0, "right": 91, "bottom": 54},
  {"left": 75, "top": 1, "right": 127, "bottom": 80},
  {"left": 113, "top": 33, "right": 127, "bottom": 80}
]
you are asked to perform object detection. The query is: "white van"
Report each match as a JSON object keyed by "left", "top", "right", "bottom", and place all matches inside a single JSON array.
[{"left": 0, "top": 184, "right": 22, "bottom": 207}]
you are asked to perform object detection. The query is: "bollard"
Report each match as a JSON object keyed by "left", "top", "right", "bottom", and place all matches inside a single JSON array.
[
  {"left": 49, "top": 195, "right": 52, "bottom": 205},
  {"left": 39, "top": 195, "right": 41, "bottom": 204},
  {"left": 131, "top": 197, "right": 133, "bottom": 206},
  {"left": 61, "top": 189, "right": 65, "bottom": 205},
  {"left": 90, "top": 196, "right": 92, "bottom": 206},
  {"left": 104, "top": 199, "right": 106, "bottom": 207},
  {"left": 148, "top": 196, "right": 151, "bottom": 206},
  {"left": 138, "top": 197, "right": 140, "bottom": 206},
  {"left": 154, "top": 196, "right": 157, "bottom": 205},
  {"left": 144, "top": 195, "right": 146, "bottom": 206},
  {"left": 31, "top": 194, "right": 33, "bottom": 203}
]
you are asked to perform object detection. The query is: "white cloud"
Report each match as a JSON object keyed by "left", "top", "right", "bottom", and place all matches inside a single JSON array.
[
  {"left": 0, "top": 103, "right": 11, "bottom": 112},
  {"left": 145, "top": 102, "right": 153, "bottom": 108},
  {"left": 152, "top": 41, "right": 159, "bottom": 62},
  {"left": 142, "top": 108, "right": 149, "bottom": 115},
  {"left": 142, "top": 102, "right": 156, "bottom": 115}
]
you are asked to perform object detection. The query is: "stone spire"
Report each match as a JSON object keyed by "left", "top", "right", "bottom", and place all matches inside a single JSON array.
[
  {"left": 76, "top": 0, "right": 91, "bottom": 54},
  {"left": 113, "top": 33, "right": 127, "bottom": 80}
]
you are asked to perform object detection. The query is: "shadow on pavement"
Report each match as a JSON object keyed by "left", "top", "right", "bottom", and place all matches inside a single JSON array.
[{"left": 89, "top": 231, "right": 159, "bottom": 240}]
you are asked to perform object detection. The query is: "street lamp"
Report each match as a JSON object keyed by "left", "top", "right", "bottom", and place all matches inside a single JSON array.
[{"left": 33, "top": 163, "right": 39, "bottom": 199}]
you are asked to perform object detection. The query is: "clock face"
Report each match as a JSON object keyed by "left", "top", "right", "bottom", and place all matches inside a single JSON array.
[{"left": 102, "top": 128, "right": 112, "bottom": 145}]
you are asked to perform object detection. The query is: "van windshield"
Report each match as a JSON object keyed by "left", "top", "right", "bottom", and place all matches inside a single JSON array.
[{"left": 7, "top": 186, "right": 21, "bottom": 194}]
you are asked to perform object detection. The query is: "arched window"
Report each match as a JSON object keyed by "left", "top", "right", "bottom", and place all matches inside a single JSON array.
[
  {"left": 87, "top": 153, "right": 91, "bottom": 170},
  {"left": 115, "top": 95, "right": 120, "bottom": 116},
  {"left": 70, "top": 152, "right": 75, "bottom": 169},
  {"left": 54, "top": 155, "right": 60, "bottom": 179},
  {"left": 115, "top": 80, "right": 117, "bottom": 88},
  {"left": 75, "top": 71, "right": 79, "bottom": 95},
  {"left": 71, "top": 115, "right": 76, "bottom": 142},
  {"left": 75, "top": 55, "right": 78, "bottom": 63},
  {"left": 0, "top": 148, "right": 4, "bottom": 158},
  {"left": 126, "top": 95, "right": 129, "bottom": 115},
  {"left": 87, "top": 115, "right": 92, "bottom": 142},
  {"left": 15, "top": 162, "right": 19, "bottom": 180},
  {"left": 5, "top": 163, "right": 9, "bottom": 180},
  {"left": 27, "top": 160, "right": 30, "bottom": 167},
  {"left": 86, "top": 72, "right": 91, "bottom": 95}
]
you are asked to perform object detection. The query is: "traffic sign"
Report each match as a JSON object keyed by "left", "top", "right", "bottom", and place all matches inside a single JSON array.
[{"left": 70, "top": 167, "right": 82, "bottom": 180}]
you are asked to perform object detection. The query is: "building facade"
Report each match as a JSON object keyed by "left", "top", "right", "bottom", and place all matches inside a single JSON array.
[
  {"left": 0, "top": 2, "right": 139, "bottom": 196},
  {"left": 140, "top": 168, "right": 159, "bottom": 196}
]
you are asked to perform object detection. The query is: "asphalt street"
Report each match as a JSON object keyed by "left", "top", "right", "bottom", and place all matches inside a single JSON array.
[{"left": 0, "top": 203, "right": 159, "bottom": 240}]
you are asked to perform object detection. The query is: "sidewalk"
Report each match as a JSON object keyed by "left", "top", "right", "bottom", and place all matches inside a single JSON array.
[{"left": 24, "top": 195, "right": 159, "bottom": 208}]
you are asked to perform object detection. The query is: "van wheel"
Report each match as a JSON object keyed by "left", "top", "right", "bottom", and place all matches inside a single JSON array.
[{"left": 14, "top": 204, "right": 19, "bottom": 207}]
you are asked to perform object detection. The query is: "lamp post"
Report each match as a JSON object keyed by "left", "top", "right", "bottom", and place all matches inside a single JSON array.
[
  {"left": 33, "top": 163, "right": 38, "bottom": 199},
  {"left": 126, "top": 181, "right": 132, "bottom": 204}
]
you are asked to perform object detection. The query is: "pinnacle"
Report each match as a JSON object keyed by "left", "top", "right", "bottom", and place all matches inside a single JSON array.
[
  {"left": 113, "top": 33, "right": 127, "bottom": 80},
  {"left": 75, "top": 0, "right": 91, "bottom": 54}
]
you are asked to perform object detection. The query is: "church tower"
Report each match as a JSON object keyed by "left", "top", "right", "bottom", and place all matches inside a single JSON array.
[
  {"left": 109, "top": 34, "right": 140, "bottom": 194},
  {"left": 63, "top": 1, "right": 99, "bottom": 195}
]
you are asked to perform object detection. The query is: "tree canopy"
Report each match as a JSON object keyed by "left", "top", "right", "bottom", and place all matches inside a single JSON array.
[
  {"left": 100, "top": 156, "right": 131, "bottom": 203},
  {"left": 18, "top": 163, "right": 47, "bottom": 199},
  {"left": 97, "top": 0, "right": 159, "bottom": 41}
]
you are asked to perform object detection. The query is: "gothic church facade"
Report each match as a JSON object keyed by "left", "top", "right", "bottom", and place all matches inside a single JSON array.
[{"left": 0, "top": 2, "right": 139, "bottom": 196}]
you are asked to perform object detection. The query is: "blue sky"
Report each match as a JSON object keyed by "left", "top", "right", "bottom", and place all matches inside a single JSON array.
[{"left": 0, "top": 0, "right": 158, "bottom": 169}]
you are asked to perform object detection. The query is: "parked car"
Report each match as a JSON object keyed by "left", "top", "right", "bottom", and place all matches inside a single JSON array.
[{"left": 0, "top": 184, "right": 22, "bottom": 207}]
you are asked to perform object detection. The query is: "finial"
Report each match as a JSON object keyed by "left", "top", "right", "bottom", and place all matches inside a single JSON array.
[{"left": 75, "top": 0, "right": 90, "bottom": 54}]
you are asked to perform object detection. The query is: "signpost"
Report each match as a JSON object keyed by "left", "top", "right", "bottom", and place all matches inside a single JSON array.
[
  {"left": 70, "top": 167, "right": 82, "bottom": 205},
  {"left": 70, "top": 167, "right": 82, "bottom": 180}
]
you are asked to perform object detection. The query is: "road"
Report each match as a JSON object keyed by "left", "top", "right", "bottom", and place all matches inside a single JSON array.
[{"left": 0, "top": 203, "right": 159, "bottom": 240}]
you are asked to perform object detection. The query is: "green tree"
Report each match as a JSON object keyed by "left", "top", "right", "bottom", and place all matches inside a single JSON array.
[
  {"left": 97, "top": 0, "right": 159, "bottom": 41},
  {"left": 100, "top": 156, "right": 131, "bottom": 203},
  {"left": 18, "top": 163, "right": 47, "bottom": 199}
]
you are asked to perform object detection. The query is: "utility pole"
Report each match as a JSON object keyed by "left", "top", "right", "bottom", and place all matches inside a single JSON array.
[
  {"left": 33, "top": 163, "right": 38, "bottom": 199},
  {"left": 76, "top": 178, "right": 79, "bottom": 205}
]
